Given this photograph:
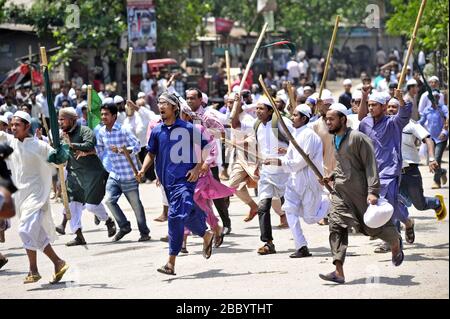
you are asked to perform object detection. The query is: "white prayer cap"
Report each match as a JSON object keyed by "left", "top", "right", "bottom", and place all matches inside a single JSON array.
[
  {"left": 321, "top": 89, "right": 335, "bottom": 104},
  {"left": 406, "top": 65, "right": 411, "bottom": 70},
  {"left": 137, "top": 92, "right": 146, "bottom": 99},
  {"left": 276, "top": 93, "right": 288, "bottom": 105},
  {"left": 81, "top": 84, "right": 87, "bottom": 90},
  {"left": 387, "top": 98, "right": 400, "bottom": 107},
  {"left": 303, "top": 85, "right": 313, "bottom": 92},
  {"left": 258, "top": 96, "right": 273, "bottom": 109},
  {"left": 103, "top": 97, "right": 114, "bottom": 106},
  {"left": 4, "top": 112, "right": 13, "bottom": 121},
  {"left": 406, "top": 79, "right": 418, "bottom": 87},
  {"left": 368, "top": 92, "right": 386, "bottom": 105},
  {"left": 59, "top": 107, "right": 78, "bottom": 119},
  {"left": 343, "top": 79, "right": 352, "bottom": 86},
  {"left": 352, "top": 90, "right": 362, "bottom": 101},
  {"left": 364, "top": 198, "right": 394, "bottom": 229},
  {"left": 202, "top": 93, "right": 208, "bottom": 105},
  {"left": 428, "top": 76, "right": 439, "bottom": 82},
  {"left": 295, "top": 104, "right": 312, "bottom": 118},
  {"left": 114, "top": 95, "right": 124, "bottom": 104},
  {"left": 0, "top": 115, "right": 8, "bottom": 125},
  {"left": 329, "top": 103, "right": 348, "bottom": 116},
  {"left": 13, "top": 110, "right": 31, "bottom": 123}
]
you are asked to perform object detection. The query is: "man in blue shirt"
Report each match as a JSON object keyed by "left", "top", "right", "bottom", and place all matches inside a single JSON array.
[
  {"left": 54, "top": 84, "right": 75, "bottom": 110},
  {"left": 419, "top": 90, "right": 449, "bottom": 189},
  {"left": 97, "top": 102, "right": 150, "bottom": 243},
  {"left": 138, "top": 92, "right": 215, "bottom": 276}
]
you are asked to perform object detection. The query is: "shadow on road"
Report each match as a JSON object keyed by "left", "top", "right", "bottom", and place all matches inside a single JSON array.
[
  {"left": 27, "top": 282, "right": 123, "bottom": 291},
  {"left": 161, "top": 268, "right": 288, "bottom": 283}
]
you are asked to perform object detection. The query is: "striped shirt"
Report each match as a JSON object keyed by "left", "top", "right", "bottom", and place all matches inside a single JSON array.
[{"left": 96, "top": 122, "right": 140, "bottom": 181}]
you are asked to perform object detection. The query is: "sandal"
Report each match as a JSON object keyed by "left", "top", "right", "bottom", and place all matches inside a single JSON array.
[
  {"left": 214, "top": 232, "right": 225, "bottom": 248},
  {"left": 257, "top": 242, "right": 276, "bottom": 255},
  {"left": 435, "top": 195, "right": 447, "bottom": 221},
  {"left": 405, "top": 219, "right": 415, "bottom": 244},
  {"left": 243, "top": 210, "right": 258, "bottom": 222},
  {"left": 50, "top": 263, "right": 69, "bottom": 284},
  {"left": 392, "top": 238, "right": 404, "bottom": 267},
  {"left": 157, "top": 264, "right": 176, "bottom": 276},
  {"left": 24, "top": 273, "right": 42, "bottom": 284},
  {"left": 202, "top": 233, "right": 215, "bottom": 259},
  {"left": 319, "top": 271, "right": 345, "bottom": 284}
]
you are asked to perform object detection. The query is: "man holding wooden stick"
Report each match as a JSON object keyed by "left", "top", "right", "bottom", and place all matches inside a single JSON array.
[
  {"left": 96, "top": 102, "right": 150, "bottom": 243},
  {"left": 56, "top": 107, "right": 117, "bottom": 246}
]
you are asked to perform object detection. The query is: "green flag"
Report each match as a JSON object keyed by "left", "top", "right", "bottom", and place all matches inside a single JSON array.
[{"left": 88, "top": 89, "right": 102, "bottom": 129}]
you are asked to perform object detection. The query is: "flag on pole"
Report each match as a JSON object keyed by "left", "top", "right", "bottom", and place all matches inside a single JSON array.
[{"left": 88, "top": 89, "right": 102, "bottom": 129}]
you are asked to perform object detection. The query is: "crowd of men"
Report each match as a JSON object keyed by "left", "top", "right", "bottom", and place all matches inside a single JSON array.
[{"left": 0, "top": 49, "right": 448, "bottom": 283}]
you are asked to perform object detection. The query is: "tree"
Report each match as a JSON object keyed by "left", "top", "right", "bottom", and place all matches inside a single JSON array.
[
  {"left": 386, "top": 0, "right": 448, "bottom": 53},
  {"left": 4, "top": 0, "right": 212, "bottom": 66}
]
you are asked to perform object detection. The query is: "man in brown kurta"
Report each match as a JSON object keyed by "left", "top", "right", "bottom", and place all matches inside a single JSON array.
[{"left": 318, "top": 104, "right": 403, "bottom": 284}]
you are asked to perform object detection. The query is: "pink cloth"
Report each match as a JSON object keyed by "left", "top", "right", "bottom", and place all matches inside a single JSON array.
[{"left": 194, "top": 171, "right": 235, "bottom": 229}]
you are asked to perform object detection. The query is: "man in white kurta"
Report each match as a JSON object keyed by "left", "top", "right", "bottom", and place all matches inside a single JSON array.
[
  {"left": 278, "top": 105, "right": 329, "bottom": 258},
  {"left": 253, "top": 98, "right": 292, "bottom": 255},
  {"left": 0, "top": 111, "right": 68, "bottom": 284}
]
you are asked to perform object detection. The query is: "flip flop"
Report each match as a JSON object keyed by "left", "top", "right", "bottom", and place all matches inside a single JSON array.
[
  {"left": 157, "top": 264, "right": 176, "bottom": 276},
  {"left": 24, "top": 273, "right": 42, "bottom": 284},
  {"left": 50, "top": 263, "right": 69, "bottom": 284},
  {"left": 202, "top": 233, "right": 215, "bottom": 259},
  {"left": 392, "top": 239, "right": 404, "bottom": 267},
  {"left": 319, "top": 271, "right": 345, "bottom": 284},
  {"left": 435, "top": 195, "right": 447, "bottom": 221},
  {"left": 243, "top": 210, "right": 258, "bottom": 222},
  {"left": 214, "top": 232, "right": 225, "bottom": 248}
]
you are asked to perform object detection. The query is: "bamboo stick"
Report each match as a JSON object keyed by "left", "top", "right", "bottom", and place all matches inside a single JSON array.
[
  {"left": 318, "top": 16, "right": 340, "bottom": 98},
  {"left": 397, "top": 0, "right": 427, "bottom": 89}
]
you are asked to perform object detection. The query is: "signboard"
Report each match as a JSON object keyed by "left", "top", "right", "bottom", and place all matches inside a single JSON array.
[{"left": 127, "top": 0, "right": 157, "bottom": 53}]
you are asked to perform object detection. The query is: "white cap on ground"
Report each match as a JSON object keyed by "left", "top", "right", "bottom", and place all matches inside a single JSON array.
[
  {"left": 295, "top": 104, "right": 312, "bottom": 118},
  {"left": 406, "top": 79, "right": 418, "bottom": 87},
  {"left": 368, "top": 92, "right": 387, "bottom": 105},
  {"left": 114, "top": 95, "right": 124, "bottom": 104},
  {"left": 13, "top": 111, "right": 31, "bottom": 123},
  {"left": 137, "top": 92, "right": 146, "bottom": 99},
  {"left": 343, "top": 79, "right": 352, "bottom": 86},
  {"left": 329, "top": 103, "right": 348, "bottom": 115},
  {"left": 364, "top": 198, "right": 394, "bottom": 229}
]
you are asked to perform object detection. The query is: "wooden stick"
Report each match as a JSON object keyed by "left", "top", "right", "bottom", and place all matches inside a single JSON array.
[
  {"left": 87, "top": 85, "right": 92, "bottom": 113},
  {"left": 286, "top": 81, "right": 296, "bottom": 113},
  {"left": 166, "top": 74, "right": 176, "bottom": 89},
  {"left": 224, "top": 138, "right": 260, "bottom": 161},
  {"left": 258, "top": 75, "right": 335, "bottom": 194},
  {"left": 225, "top": 50, "right": 232, "bottom": 95},
  {"left": 127, "top": 47, "right": 133, "bottom": 101},
  {"left": 230, "top": 23, "right": 269, "bottom": 119},
  {"left": 318, "top": 15, "right": 340, "bottom": 98},
  {"left": 121, "top": 145, "right": 140, "bottom": 182},
  {"left": 40, "top": 46, "right": 71, "bottom": 219},
  {"left": 397, "top": 0, "right": 427, "bottom": 89}
]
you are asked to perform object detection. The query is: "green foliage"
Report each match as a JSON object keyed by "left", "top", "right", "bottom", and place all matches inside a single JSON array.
[
  {"left": 4, "top": 0, "right": 211, "bottom": 66},
  {"left": 386, "top": 0, "right": 449, "bottom": 52}
]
